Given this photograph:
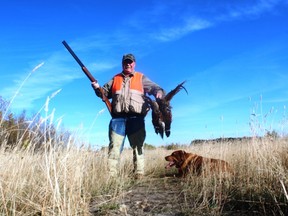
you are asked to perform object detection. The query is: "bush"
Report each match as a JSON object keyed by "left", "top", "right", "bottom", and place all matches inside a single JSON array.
[{"left": 144, "top": 143, "right": 156, "bottom": 150}]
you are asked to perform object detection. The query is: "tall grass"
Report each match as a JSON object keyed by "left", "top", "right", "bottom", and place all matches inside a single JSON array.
[
  {"left": 1, "top": 136, "right": 288, "bottom": 215},
  {"left": 173, "top": 138, "right": 288, "bottom": 215},
  {"left": 0, "top": 144, "right": 102, "bottom": 215}
]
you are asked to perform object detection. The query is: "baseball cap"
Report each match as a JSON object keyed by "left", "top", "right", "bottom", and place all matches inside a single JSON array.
[{"left": 122, "top": 54, "right": 136, "bottom": 62}]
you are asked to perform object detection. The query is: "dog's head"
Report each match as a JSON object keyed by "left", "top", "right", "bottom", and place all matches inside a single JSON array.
[{"left": 165, "top": 150, "right": 190, "bottom": 169}]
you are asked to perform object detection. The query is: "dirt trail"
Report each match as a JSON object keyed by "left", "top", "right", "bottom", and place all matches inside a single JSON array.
[{"left": 90, "top": 177, "right": 189, "bottom": 216}]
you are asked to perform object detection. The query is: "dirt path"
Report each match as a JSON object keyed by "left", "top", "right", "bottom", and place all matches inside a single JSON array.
[{"left": 90, "top": 176, "right": 189, "bottom": 216}]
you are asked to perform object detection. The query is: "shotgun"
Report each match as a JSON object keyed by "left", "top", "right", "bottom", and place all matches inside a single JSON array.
[{"left": 62, "top": 40, "right": 112, "bottom": 115}]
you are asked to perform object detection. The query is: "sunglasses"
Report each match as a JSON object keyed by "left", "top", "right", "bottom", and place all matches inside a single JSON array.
[{"left": 123, "top": 59, "right": 134, "bottom": 64}]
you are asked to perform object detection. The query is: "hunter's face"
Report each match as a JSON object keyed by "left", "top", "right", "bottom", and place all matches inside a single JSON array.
[{"left": 122, "top": 59, "right": 135, "bottom": 74}]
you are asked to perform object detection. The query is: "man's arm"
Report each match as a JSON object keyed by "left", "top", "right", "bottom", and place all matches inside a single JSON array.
[{"left": 142, "top": 75, "right": 165, "bottom": 99}]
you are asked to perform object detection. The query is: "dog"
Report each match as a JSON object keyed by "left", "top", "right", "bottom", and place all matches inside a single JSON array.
[{"left": 165, "top": 150, "right": 232, "bottom": 177}]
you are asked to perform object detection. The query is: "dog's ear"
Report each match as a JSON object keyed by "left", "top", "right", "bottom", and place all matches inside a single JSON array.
[
  {"left": 172, "top": 150, "right": 181, "bottom": 154},
  {"left": 179, "top": 150, "right": 187, "bottom": 160}
]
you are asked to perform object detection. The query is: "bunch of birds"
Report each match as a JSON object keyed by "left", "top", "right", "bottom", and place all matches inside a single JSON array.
[{"left": 145, "top": 81, "right": 188, "bottom": 138}]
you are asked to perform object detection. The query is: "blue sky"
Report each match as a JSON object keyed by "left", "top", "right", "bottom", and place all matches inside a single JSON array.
[{"left": 1, "top": 0, "right": 288, "bottom": 148}]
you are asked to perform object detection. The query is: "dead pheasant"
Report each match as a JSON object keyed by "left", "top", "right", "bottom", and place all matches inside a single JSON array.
[
  {"left": 146, "top": 81, "right": 188, "bottom": 138},
  {"left": 145, "top": 97, "right": 165, "bottom": 138}
]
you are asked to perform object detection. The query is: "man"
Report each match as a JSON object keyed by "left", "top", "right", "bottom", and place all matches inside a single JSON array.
[{"left": 92, "top": 54, "right": 164, "bottom": 179}]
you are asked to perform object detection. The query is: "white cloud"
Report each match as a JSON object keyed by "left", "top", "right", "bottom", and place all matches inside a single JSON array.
[
  {"left": 137, "top": 0, "right": 287, "bottom": 43},
  {"left": 1, "top": 52, "right": 82, "bottom": 110},
  {"left": 217, "top": 0, "right": 286, "bottom": 21},
  {"left": 153, "top": 18, "right": 212, "bottom": 42}
]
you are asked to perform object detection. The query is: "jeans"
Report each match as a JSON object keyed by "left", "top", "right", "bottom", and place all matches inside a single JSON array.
[{"left": 108, "top": 116, "right": 146, "bottom": 176}]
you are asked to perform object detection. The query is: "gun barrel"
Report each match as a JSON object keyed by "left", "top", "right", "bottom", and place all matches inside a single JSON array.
[
  {"left": 62, "top": 40, "right": 112, "bottom": 115},
  {"left": 62, "top": 40, "right": 85, "bottom": 68},
  {"left": 62, "top": 40, "right": 96, "bottom": 82}
]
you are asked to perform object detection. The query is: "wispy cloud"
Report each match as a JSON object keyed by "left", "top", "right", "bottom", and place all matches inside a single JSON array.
[
  {"left": 139, "top": 0, "right": 287, "bottom": 43},
  {"left": 244, "top": 0, "right": 286, "bottom": 15},
  {"left": 67, "top": 1, "right": 287, "bottom": 59},
  {"left": 216, "top": 0, "right": 287, "bottom": 21},
  {"left": 185, "top": 37, "right": 288, "bottom": 114},
  {"left": 153, "top": 18, "right": 212, "bottom": 42},
  {"left": 0, "top": 39, "right": 122, "bottom": 112},
  {"left": 1, "top": 52, "right": 81, "bottom": 110}
]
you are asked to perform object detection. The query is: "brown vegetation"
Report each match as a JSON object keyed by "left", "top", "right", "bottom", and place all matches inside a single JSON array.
[
  {"left": 1, "top": 128, "right": 288, "bottom": 215},
  {"left": 1, "top": 95, "right": 288, "bottom": 215}
]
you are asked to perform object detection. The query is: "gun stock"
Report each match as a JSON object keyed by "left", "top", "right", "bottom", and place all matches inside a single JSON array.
[{"left": 62, "top": 40, "right": 112, "bottom": 115}]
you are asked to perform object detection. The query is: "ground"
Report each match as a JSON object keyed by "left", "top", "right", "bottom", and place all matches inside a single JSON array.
[
  {"left": 89, "top": 175, "right": 264, "bottom": 216},
  {"left": 90, "top": 176, "right": 192, "bottom": 216}
]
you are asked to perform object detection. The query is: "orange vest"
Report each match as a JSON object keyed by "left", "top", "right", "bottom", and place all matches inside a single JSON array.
[{"left": 112, "top": 72, "right": 144, "bottom": 94}]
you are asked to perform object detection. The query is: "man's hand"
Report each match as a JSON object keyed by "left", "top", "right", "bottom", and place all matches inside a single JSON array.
[
  {"left": 91, "top": 81, "right": 100, "bottom": 90},
  {"left": 91, "top": 82, "right": 103, "bottom": 98}
]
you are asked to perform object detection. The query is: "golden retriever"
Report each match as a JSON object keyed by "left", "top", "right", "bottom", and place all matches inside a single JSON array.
[{"left": 165, "top": 150, "right": 232, "bottom": 177}]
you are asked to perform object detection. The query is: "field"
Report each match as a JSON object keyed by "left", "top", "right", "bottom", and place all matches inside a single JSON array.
[
  {"left": 1, "top": 136, "right": 288, "bottom": 215},
  {"left": 1, "top": 62, "right": 288, "bottom": 215}
]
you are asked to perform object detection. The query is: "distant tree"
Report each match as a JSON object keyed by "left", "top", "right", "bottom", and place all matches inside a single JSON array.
[
  {"left": 166, "top": 143, "right": 181, "bottom": 150},
  {"left": 144, "top": 143, "right": 156, "bottom": 150},
  {"left": 0, "top": 95, "right": 72, "bottom": 151},
  {"left": 265, "top": 130, "right": 279, "bottom": 139}
]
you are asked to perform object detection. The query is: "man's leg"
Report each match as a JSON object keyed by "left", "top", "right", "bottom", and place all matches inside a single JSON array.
[
  {"left": 108, "top": 118, "right": 126, "bottom": 177},
  {"left": 127, "top": 117, "right": 146, "bottom": 176}
]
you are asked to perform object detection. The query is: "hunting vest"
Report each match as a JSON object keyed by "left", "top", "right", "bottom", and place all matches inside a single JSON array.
[{"left": 111, "top": 72, "right": 149, "bottom": 116}]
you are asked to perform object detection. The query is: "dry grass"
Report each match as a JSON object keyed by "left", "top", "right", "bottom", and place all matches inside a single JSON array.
[
  {"left": 176, "top": 138, "right": 288, "bottom": 215},
  {"left": 0, "top": 137, "right": 287, "bottom": 215}
]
